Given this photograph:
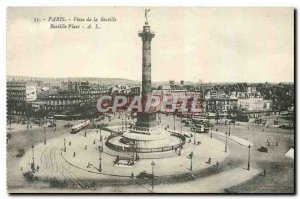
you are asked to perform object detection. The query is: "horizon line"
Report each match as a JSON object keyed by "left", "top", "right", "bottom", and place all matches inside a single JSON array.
[{"left": 6, "top": 75, "right": 294, "bottom": 84}]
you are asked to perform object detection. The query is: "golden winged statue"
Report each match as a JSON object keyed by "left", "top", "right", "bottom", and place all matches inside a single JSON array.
[{"left": 144, "top": 8, "right": 151, "bottom": 24}]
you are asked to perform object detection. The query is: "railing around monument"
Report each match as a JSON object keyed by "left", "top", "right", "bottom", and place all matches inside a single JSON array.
[{"left": 105, "top": 131, "right": 186, "bottom": 153}]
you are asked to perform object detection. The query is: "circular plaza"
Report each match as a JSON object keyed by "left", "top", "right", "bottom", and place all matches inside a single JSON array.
[{"left": 18, "top": 126, "right": 229, "bottom": 182}]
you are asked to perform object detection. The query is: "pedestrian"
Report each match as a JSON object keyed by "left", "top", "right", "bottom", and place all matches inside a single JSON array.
[
  {"left": 216, "top": 161, "right": 219, "bottom": 167},
  {"left": 131, "top": 172, "right": 134, "bottom": 179},
  {"left": 37, "top": 165, "right": 39, "bottom": 172},
  {"left": 208, "top": 158, "right": 211, "bottom": 164},
  {"left": 69, "top": 141, "right": 71, "bottom": 146},
  {"left": 84, "top": 145, "right": 87, "bottom": 150},
  {"left": 263, "top": 169, "right": 266, "bottom": 177},
  {"left": 93, "top": 140, "right": 96, "bottom": 144},
  {"left": 276, "top": 141, "right": 278, "bottom": 146},
  {"left": 73, "top": 152, "right": 76, "bottom": 157}
]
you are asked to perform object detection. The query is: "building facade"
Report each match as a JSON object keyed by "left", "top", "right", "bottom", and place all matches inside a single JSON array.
[
  {"left": 205, "top": 97, "right": 238, "bottom": 118},
  {"left": 7, "top": 80, "right": 37, "bottom": 118}
]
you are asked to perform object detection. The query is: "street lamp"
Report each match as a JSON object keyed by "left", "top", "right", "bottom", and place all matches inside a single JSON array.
[
  {"left": 194, "top": 127, "right": 196, "bottom": 145},
  {"left": 151, "top": 161, "right": 155, "bottom": 193},
  {"left": 228, "top": 122, "right": 231, "bottom": 137},
  {"left": 247, "top": 144, "right": 251, "bottom": 170},
  {"left": 98, "top": 145, "right": 102, "bottom": 172},
  {"left": 225, "top": 132, "right": 228, "bottom": 153},
  {"left": 131, "top": 141, "right": 135, "bottom": 163},
  {"left": 31, "top": 144, "right": 35, "bottom": 173},
  {"left": 101, "top": 135, "right": 104, "bottom": 152},
  {"left": 99, "top": 128, "right": 102, "bottom": 142},
  {"left": 64, "top": 138, "right": 66, "bottom": 152},
  {"left": 99, "top": 127, "right": 104, "bottom": 153},
  {"left": 189, "top": 151, "right": 193, "bottom": 171},
  {"left": 210, "top": 127, "right": 213, "bottom": 138},
  {"left": 180, "top": 114, "right": 183, "bottom": 134},
  {"left": 173, "top": 113, "right": 176, "bottom": 131},
  {"left": 43, "top": 126, "right": 47, "bottom": 145}
]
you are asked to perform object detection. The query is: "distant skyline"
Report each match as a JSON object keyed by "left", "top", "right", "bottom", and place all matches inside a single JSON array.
[
  {"left": 7, "top": 75, "right": 293, "bottom": 84},
  {"left": 7, "top": 7, "right": 294, "bottom": 83}
]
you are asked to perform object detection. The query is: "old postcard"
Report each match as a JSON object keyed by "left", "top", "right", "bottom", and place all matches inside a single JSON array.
[{"left": 6, "top": 7, "right": 294, "bottom": 193}]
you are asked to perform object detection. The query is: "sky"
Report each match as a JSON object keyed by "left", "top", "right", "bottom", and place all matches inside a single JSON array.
[{"left": 7, "top": 7, "right": 294, "bottom": 83}]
